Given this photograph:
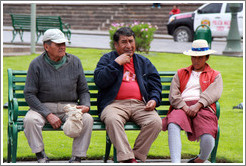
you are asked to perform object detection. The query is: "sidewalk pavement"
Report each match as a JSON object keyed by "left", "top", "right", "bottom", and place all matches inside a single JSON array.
[
  {"left": 3, "top": 26, "right": 243, "bottom": 56},
  {"left": 6, "top": 158, "right": 204, "bottom": 164},
  {"left": 5, "top": 158, "right": 214, "bottom": 164}
]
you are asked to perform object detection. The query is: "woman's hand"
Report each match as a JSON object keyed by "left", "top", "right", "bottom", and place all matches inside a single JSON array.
[
  {"left": 182, "top": 105, "right": 190, "bottom": 114},
  {"left": 188, "top": 102, "right": 203, "bottom": 118}
]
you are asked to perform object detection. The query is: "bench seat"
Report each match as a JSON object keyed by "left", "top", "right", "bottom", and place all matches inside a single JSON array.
[{"left": 7, "top": 68, "right": 220, "bottom": 163}]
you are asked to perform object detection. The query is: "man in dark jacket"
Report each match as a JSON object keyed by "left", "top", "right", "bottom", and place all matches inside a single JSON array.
[{"left": 94, "top": 27, "right": 162, "bottom": 163}]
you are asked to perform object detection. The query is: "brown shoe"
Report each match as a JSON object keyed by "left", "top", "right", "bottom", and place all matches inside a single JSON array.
[
  {"left": 122, "top": 158, "right": 138, "bottom": 163},
  {"left": 187, "top": 156, "right": 198, "bottom": 163}
]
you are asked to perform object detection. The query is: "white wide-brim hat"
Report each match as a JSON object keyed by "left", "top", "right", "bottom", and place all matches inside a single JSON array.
[
  {"left": 183, "top": 39, "right": 216, "bottom": 56},
  {"left": 42, "top": 29, "right": 68, "bottom": 43}
]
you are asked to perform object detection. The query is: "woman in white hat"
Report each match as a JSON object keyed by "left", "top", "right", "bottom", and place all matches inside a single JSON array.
[{"left": 162, "top": 39, "right": 223, "bottom": 163}]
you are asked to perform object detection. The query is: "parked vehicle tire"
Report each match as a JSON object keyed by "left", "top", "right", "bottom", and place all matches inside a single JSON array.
[{"left": 173, "top": 26, "right": 193, "bottom": 42}]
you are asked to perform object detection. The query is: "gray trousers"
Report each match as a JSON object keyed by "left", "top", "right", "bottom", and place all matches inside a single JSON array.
[
  {"left": 23, "top": 102, "right": 93, "bottom": 157},
  {"left": 100, "top": 99, "right": 162, "bottom": 162}
]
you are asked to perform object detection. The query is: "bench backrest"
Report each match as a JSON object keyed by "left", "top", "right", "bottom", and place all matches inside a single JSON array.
[
  {"left": 10, "top": 14, "right": 31, "bottom": 31},
  {"left": 36, "top": 16, "right": 63, "bottom": 32},
  {"left": 10, "top": 14, "right": 63, "bottom": 31},
  {"left": 7, "top": 69, "right": 175, "bottom": 123}
]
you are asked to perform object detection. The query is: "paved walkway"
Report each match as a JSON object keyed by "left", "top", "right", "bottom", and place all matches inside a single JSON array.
[
  {"left": 4, "top": 158, "right": 214, "bottom": 164},
  {"left": 11, "top": 159, "right": 173, "bottom": 164},
  {"left": 3, "top": 26, "right": 242, "bottom": 57},
  {"left": 7, "top": 158, "right": 207, "bottom": 164}
]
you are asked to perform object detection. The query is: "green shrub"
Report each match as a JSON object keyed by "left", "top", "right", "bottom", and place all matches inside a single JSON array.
[{"left": 109, "top": 21, "right": 158, "bottom": 54}]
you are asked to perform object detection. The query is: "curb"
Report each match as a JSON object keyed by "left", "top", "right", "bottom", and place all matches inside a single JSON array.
[{"left": 3, "top": 26, "right": 174, "bottom": 40}]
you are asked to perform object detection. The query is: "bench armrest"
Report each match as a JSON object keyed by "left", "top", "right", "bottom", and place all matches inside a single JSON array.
[
  {"left": 8, "top": 98, "right": 19, "bottom": 123},
  {"left": 63, "top": 23, "right": 71, "bottom": 30},
  {"left": 13, "top": 98, "right": 19, "bottom": 122},
  {"left": 215, "top": 101, "right": 220, "bottom": 120},
  {"left": 8, "top": 100, "right": 14, "bottom": 124}
]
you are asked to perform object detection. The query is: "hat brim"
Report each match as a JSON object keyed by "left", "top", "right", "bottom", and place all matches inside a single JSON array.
[
  {"left": 183, "top": 49, "right": 216, "bottom": 56},
  {"left": 51, "top": 38, "right": 68, "bottom": 44}
]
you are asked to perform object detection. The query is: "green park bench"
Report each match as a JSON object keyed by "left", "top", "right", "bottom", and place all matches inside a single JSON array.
[
  {"left": 7, "top": 68, "right": 220, "bottom": 163},
  {"left": 10, "top": 14, "right": 71, "bottom": 43}
]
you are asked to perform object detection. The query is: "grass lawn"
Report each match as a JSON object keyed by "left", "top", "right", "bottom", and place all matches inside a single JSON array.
[{"left": 2, "top": 48, "right": 244, "bottom": 163}]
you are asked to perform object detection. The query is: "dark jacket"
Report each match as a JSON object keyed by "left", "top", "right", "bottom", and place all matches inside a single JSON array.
[{"left": 94, "top": 51, "right": 162, "bottom": 116}]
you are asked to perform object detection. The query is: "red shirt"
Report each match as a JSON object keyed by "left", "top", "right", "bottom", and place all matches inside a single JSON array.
[
  {"left": 115, "top": 58, "right": 142, "bottom": 100},
  {"left": 169, "top": 8, "right": 180, "bottom": 15}
]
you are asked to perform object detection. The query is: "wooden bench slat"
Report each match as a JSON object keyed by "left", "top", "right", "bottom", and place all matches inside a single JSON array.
[
  {"left": 12, "top": 70, "right": 28, "bottom": 75},
  {"left": 88, "top": 110, "right": 99, "bottom": 115},
  {"left": 17, "top": 101, "right": 29, "bottom": 106},
  {"left": 162, "top": 85, "right": 171, "bottom": 91},
  {"left": 90, "top": 101, "right": 97, "bottom": 106},
  {"left": 18, "top": 111, "right": 28, "bottom": 116},
  {"left": 160, "top": 77, "right": 173, "bottom": 82},
  {"left": 160, "top": 101, "right": 170, "bottom": 105},
  {"left": 156, "top": 110, "right": 169, "bottom": 115},
  {"left": 13, "top": 85, "right": 25, "bottom": 90},
  {"left": 159, "top": 71, "right": 176, "bottom": 76},
  {"left": 12, "top": 77, "right": 26, "bottom": 82},
  {"left": 86, "top": 77, "right": 94, "bottom": 82},
  {"left": 14, "top": 93, "right": 25, "bottom": 98},
  {"left": 162, "top": 93, "right": 169, "bottom": 98},
  {"left": 90, "top": 93, "right": 98, "bottom": 98},
  {"left": 88, "top": 86, "right": 98, "bottom": 90}
]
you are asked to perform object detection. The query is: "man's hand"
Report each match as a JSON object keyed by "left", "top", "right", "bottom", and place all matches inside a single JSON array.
[
  {"left": 46, "top": 113, "right": 62, "bottom": 129},
  {"left": 187, "top": 102, "right": 203, "bottom": 118},
  {"left": 114, "top": 53, "right": 132, "bottom": 65},
  {"left": 145, "top": 100, "right": 156, "bottom": 111},
  {"left": 76, "top": 105, "right": 90, "bottom": 113}
]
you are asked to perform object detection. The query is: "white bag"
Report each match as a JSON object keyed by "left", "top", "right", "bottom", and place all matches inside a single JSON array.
[{"left": 63, "top": 104, "right": 83, "bottom": 138}]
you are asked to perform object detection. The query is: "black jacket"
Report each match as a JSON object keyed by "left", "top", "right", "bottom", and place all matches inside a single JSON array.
[{"left": 94, "top": 51, "right": 162, "bottom": 116}]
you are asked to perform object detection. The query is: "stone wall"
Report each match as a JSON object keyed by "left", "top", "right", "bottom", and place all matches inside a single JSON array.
[{"left": 3, "top": 3, "right": 203, "bottom": 34}]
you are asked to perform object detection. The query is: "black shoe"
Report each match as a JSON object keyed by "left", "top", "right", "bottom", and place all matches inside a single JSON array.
[
  {"left": 69, "top": 156, "right": 81, "bottom": 163},
  {"left": 233, "top": 103, "right": 243, "bottom": 109},
  {"left": 3, "top": 102, "right": 8, "bottom": 109},
  {"left": 36, "top": 150, "right": 49, "bottom": 163}
]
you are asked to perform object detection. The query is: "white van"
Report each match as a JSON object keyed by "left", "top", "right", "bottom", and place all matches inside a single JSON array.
[{"left": 167, "top": 3, "right": 243, "bottom": 42}]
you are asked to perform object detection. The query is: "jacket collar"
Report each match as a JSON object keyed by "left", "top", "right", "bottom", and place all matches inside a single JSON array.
[{"left": 184, "top": 63, "right": 213, "bottom": 73}]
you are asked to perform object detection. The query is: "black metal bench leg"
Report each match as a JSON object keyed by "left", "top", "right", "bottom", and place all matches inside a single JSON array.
[
  {"left": 11, "top": 124, "right": 18, "bottom": 163},
  {"left": 11, "top": 30, "right": 17, "bottom": 43},
  {"left": 210, "top": 125, "right": 220, "bottom": 163},
  {"left": 113, "top": 146, "right": 118, "bottom": 163},
  {"left": 19, "top": 30, "right": 24, "bottom": 42},
  {"left": 66, "top": 31, "right": 71, "bottom": 44},
  {"left": 36, "top": 32, "right": 42, "bottom": 43},
  {"left": 7, "top": 125, "right": 12, "bottom": 163},
  {"left": 103, "top": 132, "right": 112, "bottom": 163}
]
